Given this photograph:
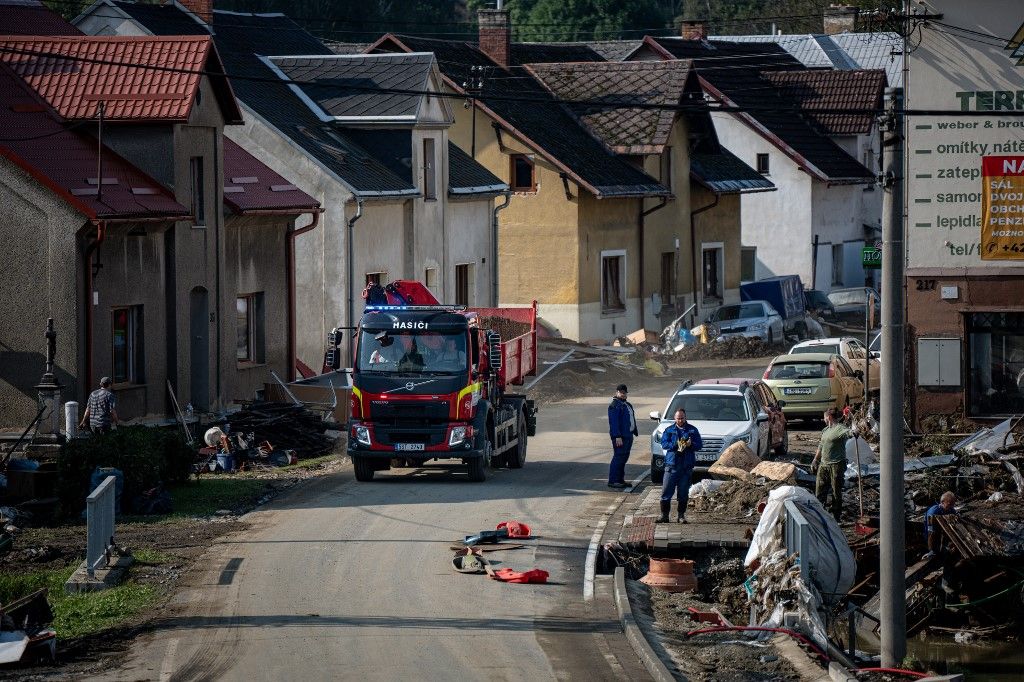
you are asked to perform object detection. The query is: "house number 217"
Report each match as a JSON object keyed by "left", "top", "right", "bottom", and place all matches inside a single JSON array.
[{"left": 915, "top": 279, "right": 936, "bottom": 291}]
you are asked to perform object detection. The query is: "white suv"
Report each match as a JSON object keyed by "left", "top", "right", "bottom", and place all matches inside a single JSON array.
[{"left": 648, "top": 379, "right": 787, "bottom": 484}]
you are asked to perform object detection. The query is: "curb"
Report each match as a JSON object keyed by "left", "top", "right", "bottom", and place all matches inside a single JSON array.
[{"left": 613, "top": 567, "right": 678, "bottom": 682}]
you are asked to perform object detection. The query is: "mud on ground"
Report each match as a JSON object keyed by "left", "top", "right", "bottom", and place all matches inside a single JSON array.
[{"left": 646, "top": 585, "right": 802, "bottom": 681}]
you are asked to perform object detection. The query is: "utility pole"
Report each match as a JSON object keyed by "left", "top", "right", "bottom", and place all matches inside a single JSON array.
[{"left": 879, "top": 84, "right": 906, "bottom": 668}]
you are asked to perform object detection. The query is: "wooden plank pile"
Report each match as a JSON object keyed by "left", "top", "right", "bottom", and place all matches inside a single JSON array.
[{"left": 223, "top": 402, "right": 338, "bottom": 459}]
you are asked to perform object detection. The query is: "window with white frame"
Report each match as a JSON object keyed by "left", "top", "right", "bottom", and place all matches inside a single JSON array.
[
  {"left": 190, "top": 156, "right": 205, "bottom": 227},
  {"left": 455, "top": 263, "right": 475, "bottom": 306},
  {"left": 111, "top": 305, "right": 144, "bottom": 384},
  {"left": 423, "top": 137, "right": 436, "bottom": 200},
  {"left": 740, "top": 247, "right": 757, "bottom": 283},
  {"left": 236, "top": 293, "right": 265, "bottom": 364},
  {"left": 701, "top": 243, "right": 724, "bottom": 300},
  {"left": 601, "top": 250, "right": 626, "bottom": 313},
  {"left": 832, "top": 244, "right": 844, "bottom": 286}
]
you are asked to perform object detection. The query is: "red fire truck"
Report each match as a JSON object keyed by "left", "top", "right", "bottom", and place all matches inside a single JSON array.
[{"left": 346, "top": 282, "right": 538, "bottom": 482}]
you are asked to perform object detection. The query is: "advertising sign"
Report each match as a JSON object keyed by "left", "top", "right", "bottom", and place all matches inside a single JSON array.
[{"left": 981, "top": 155, "right": 1024, "bottom": 259}]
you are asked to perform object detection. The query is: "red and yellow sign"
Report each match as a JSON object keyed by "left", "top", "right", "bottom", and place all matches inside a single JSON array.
[{"left": 982, "top": 155, "right": 1024, "bottom": 260}]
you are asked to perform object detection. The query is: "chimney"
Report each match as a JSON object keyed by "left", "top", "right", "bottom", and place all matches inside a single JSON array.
[
  {"left": 478, "top": 7, "right": 510, "bottom": 67},
  {"left": 823, "top": 5, "right": 858, "bottom": 35},
  {"left": 680, "top": 20, "right": 707, "bottom": 41},
  {"left": 178, "top": 0, "right": 213, "bottom": 25}
]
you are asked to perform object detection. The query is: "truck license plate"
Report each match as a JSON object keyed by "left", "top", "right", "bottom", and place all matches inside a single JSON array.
[
  {"left": 784, "top": 387, "right": 813, "bottom": 395},
  {"left": 394, "top": 443, "right": 425, "bottom": 451}
]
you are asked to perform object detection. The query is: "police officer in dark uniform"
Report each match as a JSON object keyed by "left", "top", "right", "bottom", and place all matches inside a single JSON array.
[
  {"left": 658, "top": 408, "right": 702, "bottom": 523},
  {"left": 607, "top": 384, "right": 638, "bottom": 488}
]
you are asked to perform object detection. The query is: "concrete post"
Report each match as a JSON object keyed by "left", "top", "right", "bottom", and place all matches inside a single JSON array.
[
  {"left": 65, "top": 401, "right": 79, "bottom": 439},
  {"left": 879, "top": 85, "right": 906, "bottom": 667}
]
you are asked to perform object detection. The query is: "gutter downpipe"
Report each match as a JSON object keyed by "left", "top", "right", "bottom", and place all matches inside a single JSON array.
[
  {"left": 491, "top": 191, "right": 511, "bottom": 306},
  {"left": 640, "top": 197, "right": 669, "bottom": 330},
  {"left": 286, "top": 209, "right": 322, "bottom": 381},
  {"left": 689, "top": 192, "right": 720, "bottom": 327},
  {"left": 346, "top": 197, "right": 364, "bottom": 365},
  {"left": 82, "top": 220, "right": 106, "bottom": 400}
]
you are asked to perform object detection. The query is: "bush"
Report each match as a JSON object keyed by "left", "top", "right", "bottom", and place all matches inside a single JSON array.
[{"left": 57, "top": 427, "right": 193, "bottom": 517}]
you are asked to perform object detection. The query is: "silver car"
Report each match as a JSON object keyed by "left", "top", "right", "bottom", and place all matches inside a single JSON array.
[{"left": 707, "top": 301, "right": 784, "bottom": 345}]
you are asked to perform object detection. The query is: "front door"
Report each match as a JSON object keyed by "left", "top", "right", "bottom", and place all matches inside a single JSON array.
[{"left": 189, "top": 286, "right": 209, "bottom": 412}]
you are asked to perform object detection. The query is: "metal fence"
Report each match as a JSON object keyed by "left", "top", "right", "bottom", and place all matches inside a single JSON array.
[
  {"left": 86, "top": 475, "right": 117, "bottom": 577},
  {"left": 783, "top": 499, "right": 818, "bottom": 585}
]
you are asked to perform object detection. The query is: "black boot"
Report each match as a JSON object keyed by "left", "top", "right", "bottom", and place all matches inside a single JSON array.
[{"left": 656, "top": 501, "right": 671, "bottom": 523}]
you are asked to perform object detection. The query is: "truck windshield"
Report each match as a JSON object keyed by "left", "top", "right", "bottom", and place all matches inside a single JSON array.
[{"left": 357, "top": 330, "right": 468, "bottom": 374}]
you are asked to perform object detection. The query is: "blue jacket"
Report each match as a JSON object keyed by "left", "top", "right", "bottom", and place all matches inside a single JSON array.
[
  {"left": 608, "top": 397, "right": 638, "bottom": 439},
  {"left": 660, "top": 423, "right": 703, "bottom": 470},
  {"left": 923, "top": 503, "right": 957, "bottom": 538}
]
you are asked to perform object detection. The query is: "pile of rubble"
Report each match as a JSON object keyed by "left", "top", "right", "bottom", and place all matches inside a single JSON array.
[
  {"left": 672, "top": 337, "right": 782, "bottom": 361},
  {"left": 221, "top": 402, "right": 339, "bottom": 460}
]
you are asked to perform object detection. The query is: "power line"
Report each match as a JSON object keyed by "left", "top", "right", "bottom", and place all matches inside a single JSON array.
[{"left": 0, "top": 41, "right": 1016, "bottom": 119}]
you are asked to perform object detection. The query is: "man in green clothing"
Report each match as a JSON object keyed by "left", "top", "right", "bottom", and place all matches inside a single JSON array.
[{"left": 810, "top": 407, "right": 856, "bottom": 521}]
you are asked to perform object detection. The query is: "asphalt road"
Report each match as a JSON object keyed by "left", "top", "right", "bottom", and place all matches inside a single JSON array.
[{"left": 105, "top": 359, "right": 779, "bottom": 682}]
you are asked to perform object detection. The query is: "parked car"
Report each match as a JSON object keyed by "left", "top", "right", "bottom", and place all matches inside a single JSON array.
[
  {"left": 762, "top": 353, "right": 864, "bottom": 419},
  {"left": 740, "top": 275, "right": 807, "bottom": 337},
  {"left": 803, "top": 289, "right": 837, "bottom": 321},
  {"left": 827, "top": 287, "right": 881, "bottom": 328},
  {"left": 789, "top": 337, "right": 879, "bottom": 390},
  {"left": 648, "top": 378, "right": 788, "bottom": 483},
  {"left": 706, "top": 301, "right": 784, "bottom": 344}
]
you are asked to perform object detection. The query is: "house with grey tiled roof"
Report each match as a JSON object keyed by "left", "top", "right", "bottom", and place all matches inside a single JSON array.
[
  {"left": 525, "top": 59, "right": 775, "bottom": 323},
  {"left": 76, "top": 1, "right": 509, "bottom": 368},
  {"left": 628, "top": 22, "right": 883, "bottom": 297},
  {"left": 0, "top": 33, "right": 320, "bottom": 428}
]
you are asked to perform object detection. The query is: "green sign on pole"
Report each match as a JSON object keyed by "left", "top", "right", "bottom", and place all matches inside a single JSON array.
[{"left": 862, "top": 246, "right": 881, "bottom": 269}]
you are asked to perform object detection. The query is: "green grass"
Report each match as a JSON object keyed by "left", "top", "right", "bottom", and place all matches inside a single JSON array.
[
  {"left": 131, "top": 548, "right": 173, "bottom": 565},
  {"left": 164, "top": 478, "right": 268, "bottom": 517},
  {"left": 0, "top": 567, "right": 159, "bottom": 640},
  {"left": 278, "top": 453, "right": 340, "bottom": 471}
]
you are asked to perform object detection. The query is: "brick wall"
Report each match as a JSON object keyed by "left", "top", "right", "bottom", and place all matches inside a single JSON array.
[
  {"left": 180, "top": 0, "right": 212, "bottom": 24},
  {"left": 478, "top": 9, "right": 510, "bottom": 67}
]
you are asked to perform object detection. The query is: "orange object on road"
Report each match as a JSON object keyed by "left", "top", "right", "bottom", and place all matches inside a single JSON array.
[
  {"left": 492, "top": 568, "right": 548, "bottom": 583},
  {"left": 497, "top": 520, "right": 532, "bottom": 538}
]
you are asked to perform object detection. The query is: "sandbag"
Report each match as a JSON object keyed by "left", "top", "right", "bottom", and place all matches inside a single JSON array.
[
  {"left": 744, "top": 485, "right": 855, "bottom": 605},
  {"left": 710, "top": 441, "right": 760, "bottom": 472},
  {"left": 749, "top": 461, "right": 797, "bottom": 483}
]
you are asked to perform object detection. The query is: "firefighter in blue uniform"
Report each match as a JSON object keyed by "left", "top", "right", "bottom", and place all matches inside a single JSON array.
[{"left": 659, "top": 408, "right": 703, "bottom": 523}]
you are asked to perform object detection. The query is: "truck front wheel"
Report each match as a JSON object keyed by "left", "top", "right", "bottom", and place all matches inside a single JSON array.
[
  {"left": 468, "top": 441, "right": 490, "bottom": 482},
  {"left": 353, "top": 456, "right": 375, "bottom": 482},
  {"left": 508, "top": 413, "right": 527, "bottom": 469}
]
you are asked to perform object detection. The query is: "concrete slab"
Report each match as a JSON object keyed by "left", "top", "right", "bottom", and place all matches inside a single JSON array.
[{"left": 64, "top": 553, "right": 133, "bottom": 594}]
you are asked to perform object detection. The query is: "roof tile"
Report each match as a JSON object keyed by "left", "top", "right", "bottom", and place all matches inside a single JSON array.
[
  {"left": 222, "top": 139, "right": 319, "bottom": 214},
  {"left": 0, "top": 64, "right": 187, "bottom": 219},
  {"left": 0, "top": 35, "right": 212, "bottom": 121},
  {"left": 759, "top": 69, "right": 886, "bottom": 135},
  {"left": 526, "top": 60, "right": 692, "bottom": 154}
]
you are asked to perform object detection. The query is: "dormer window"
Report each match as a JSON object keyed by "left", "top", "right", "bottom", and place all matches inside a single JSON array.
[{"left": 510, "top": 154, "right": 536, "bottom": 192}]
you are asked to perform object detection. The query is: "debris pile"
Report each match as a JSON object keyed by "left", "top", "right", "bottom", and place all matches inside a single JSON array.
[
  {"left": 222, "top": 402, "right": 339, "bottom": 459},
  {"left": 451, "top": 521, "right": 547, "bottom": 584},
  {"left": 0, "top": 589, "right": 55, "bottom": 666},
  {"left": 672, "top": 337, "right": 782, "bottom": 361}
]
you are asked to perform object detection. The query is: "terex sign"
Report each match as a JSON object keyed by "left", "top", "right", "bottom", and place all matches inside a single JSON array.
[{"left": 981, "top": 155, "right": 1024, "bottom": 259}]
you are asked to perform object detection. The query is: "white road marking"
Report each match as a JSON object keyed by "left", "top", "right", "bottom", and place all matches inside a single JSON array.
[
  {"left": 158, "top": 637, "right": 179, "bottom": 682},
  {"left": 583, "top": 497, "right": 619, "bottom": 601},
  {"left": 583, "top": 469, "right": 650, "bottom": 601}
]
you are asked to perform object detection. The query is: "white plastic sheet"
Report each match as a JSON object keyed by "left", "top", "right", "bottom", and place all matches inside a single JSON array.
[
  {"left": 744, "top": 485, "right": 855, "bottom": 604},
  {"left": 688, "top": 479, "right": 727, "bottom": 497},
  {"left": 0, "top": 631, "right": 28, "bottom": 664}
]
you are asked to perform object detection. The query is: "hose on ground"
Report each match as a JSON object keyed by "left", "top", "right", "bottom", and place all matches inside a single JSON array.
[
  {"left": 684, "top": 625, "right": 829, "bottom": 662},
  {"left": 854, "top": 667, "right": 927, "bottom": 679}
]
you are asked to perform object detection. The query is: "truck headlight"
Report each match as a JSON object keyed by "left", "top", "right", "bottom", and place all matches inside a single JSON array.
[
  {"left": 353, "top": 425, "right": 371, "bottom": 446},
  {"left": 449, "top": 426, "right": 468, "bottom": 447}
]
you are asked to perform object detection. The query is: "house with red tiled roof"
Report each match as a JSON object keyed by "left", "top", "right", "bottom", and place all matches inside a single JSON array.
[
  {"left": 0, "top": 33, "right": 320, "bottom": 428},
  {"left": 627, "top": 23, "right": 884, "bottom": 299}
]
